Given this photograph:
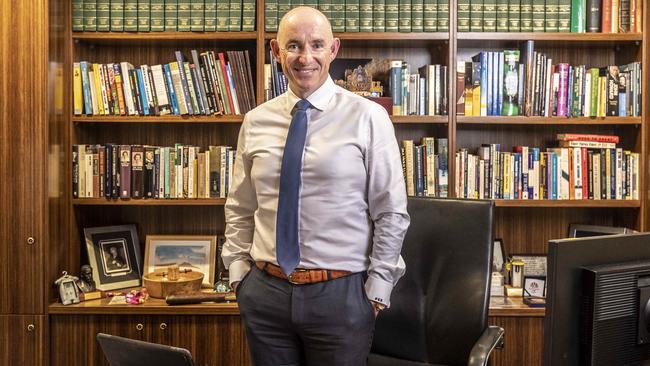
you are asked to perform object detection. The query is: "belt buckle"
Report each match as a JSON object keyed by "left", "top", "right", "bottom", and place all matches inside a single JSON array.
[{"left": 288, "top": 268, "right": 307, "bottom": 284}]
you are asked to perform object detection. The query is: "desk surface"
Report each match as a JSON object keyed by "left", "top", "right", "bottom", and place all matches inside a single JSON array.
[{"left": 488, "top": 296, "right": 546, "bottom": 317}]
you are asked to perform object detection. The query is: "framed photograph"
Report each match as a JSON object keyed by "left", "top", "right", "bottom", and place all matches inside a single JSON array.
[
  {"left": 568, "top": 223, "right": 636, "bottom": 238},
  {"left": 511, "top": 254, "right": 547, "bottom": 277},
  {"left": 84, "top": 225, "right": 142, "bottom": 291},
  {"left": 144, "top": 235, "right": 217, "bottom": 287},
  {"left": 523, "top": 276, "right": 547, "bottom": 298},
  {"left": 492, "top": 239, "right": 506, "bottom": 273}
]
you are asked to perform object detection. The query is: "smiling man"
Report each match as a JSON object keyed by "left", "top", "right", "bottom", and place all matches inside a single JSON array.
[{"left": 222, "top": 6, "right": 409, "bottom": 366}]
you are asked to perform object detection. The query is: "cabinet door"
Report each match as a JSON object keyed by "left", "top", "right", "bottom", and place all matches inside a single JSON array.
[
  {"left": 50, "top": 315, "right": 153, "bottom": 366},
  {"left": 152, "top": 315, "right": 251, "bottom": 366},
  {"left": 0, "top": 0, "right": 47, "bottom": 315},
  {"left": 488, "top": 316, "right": 544, "bottom": 366},
  {"left": 0, "top": 315, "right": 45, "bottom": 366}
]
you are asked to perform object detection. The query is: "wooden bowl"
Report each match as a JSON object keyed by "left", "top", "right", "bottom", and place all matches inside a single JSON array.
[{"left": 142, "top": 270, "right": 204, "bottom": 299}]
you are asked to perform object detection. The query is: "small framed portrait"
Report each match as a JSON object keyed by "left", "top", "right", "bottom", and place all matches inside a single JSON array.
[
  {"left": 511, "top": 254, "right": 547, "bottom": 277},
  {"left": 523, "top": 276, "right": 547, "bottom": 298},
  {"left": 144, "top": 235, "right": 217, "bottom": 287},
  {"left": 492, "top": 239, "right": 506, "bottom": 273},
  {"left": 84, "top": 225, "right": 142, "bottom": 291}
]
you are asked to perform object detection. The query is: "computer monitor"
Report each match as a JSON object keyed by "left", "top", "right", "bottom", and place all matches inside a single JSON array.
[{"left": 544, "top": 233, "right": 650, "bottom": 366}]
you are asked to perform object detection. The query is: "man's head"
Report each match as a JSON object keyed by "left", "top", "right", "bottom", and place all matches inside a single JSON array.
[{"left": 270, "top": 7, "right": 340, "bottom": 99}]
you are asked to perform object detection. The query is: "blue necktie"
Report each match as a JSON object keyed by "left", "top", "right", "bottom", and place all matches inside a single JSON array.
[{"left": 276, "top": 99, "right": 311, "bottom": 275}]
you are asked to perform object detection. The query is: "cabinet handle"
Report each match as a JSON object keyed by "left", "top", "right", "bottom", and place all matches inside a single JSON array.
[
  {"left": 26, "top": 237, "right": 35, "bottom": 245},
  {"left": 135, "top": 323, "right": 144, "bottom": 331},
  {"left": 159, "top": 322, "right": 167, "bottom": 330},
  {"left": 27, "top": 324, "right": 35, "bottom": 332}
]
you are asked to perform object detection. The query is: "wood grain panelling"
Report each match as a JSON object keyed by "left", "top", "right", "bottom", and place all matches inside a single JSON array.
[
  {"left": 488, "top": 316, "right": 544, "bottom": 366},
  {"left": 0, "top": 0, "right": 47, "bottom": 314},
  {"left": 0, "top": 315, "right": 46, "bottom": 366},
  {"left": 50, "top": 315, "right": 251, "bottom": 366}
]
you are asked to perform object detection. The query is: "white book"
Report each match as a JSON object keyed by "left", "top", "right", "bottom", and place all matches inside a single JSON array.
[
  {"left": 509, "top": 154, "right": 515, "bottom": 200},
  {"left": 455, "top": 153, "right": 461, "bottom": 197},
  {"left": 88, "top": 70, "right": 99, "bottom": 115},
  {"left": 219, "top": 146, "right": 227, "bottom": 198},
  {"left": 85, "top": 152, "right": 93, "bottom": 198},
  {"left": 616, "top": 148, "right": 623, "bottom": 199},
  {"left": 532, "top": 149, "right": 540, "bottom": 200},
  {"left": 158, "top": 147, "right": 165, "bottom": 198},
  {"left": 573, "top": 147, "right": 583, "bottom": 199},
  {"left": 544, "top": 58, "right": 553, "bottom": 117},
  {"left": 593, "top": 153, "right": 601, "bottom": 200},
  {"left": 584, "top": 72, "right": 592, "bottom": 116},
  {"left": 120, "top": 62, "right": 136, "bottom": 115},
  {"left": 632, "top": 153, "right": 639, "bottom": 200},
  {"left": 140, "top": 65, "right": 156, "bottom": 113},
  {"left": 228, "top": 149, "right": 235, "bottom": 195},
  {"left": 204, "top": 151, "right": 211, "bottom": 198},
  {"left": 151, "top": 65, "right": 171, "bottom": 115},
  {"left": 479, "top": 159, "right": 485, "bottom": 200},
  {"left": 468, "top": 154, "right": 475, "bottom": 199},
  {"left": 78, "top": 144, "right": 86, "bottom": 198},
  {"left": 188, "top": 146, "right": 196, "bottom": 198},
  {"left": 521, "top": 146, "right": 529, "bottom": 199},
  {"left": 176, "top": 145, "right": 184, "bottom": 198}
]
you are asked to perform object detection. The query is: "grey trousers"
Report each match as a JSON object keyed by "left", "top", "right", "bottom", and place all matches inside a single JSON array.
[{"left": 236, "top": 266, "right": 376, "bottom": 366}]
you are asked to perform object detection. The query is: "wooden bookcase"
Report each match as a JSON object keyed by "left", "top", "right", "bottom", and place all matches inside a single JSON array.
[{"left": 45, "top": 1, "right": 649, "bottom": 365}]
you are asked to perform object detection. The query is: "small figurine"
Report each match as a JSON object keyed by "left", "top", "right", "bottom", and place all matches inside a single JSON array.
[
  {"left": 54, "top": 271, "right": 80, "bottom": 305},
  {"left": 76, "top": 264, "right": 96, "bottom": 293}
]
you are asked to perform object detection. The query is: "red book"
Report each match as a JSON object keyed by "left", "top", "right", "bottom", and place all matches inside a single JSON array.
[
  {"left": 556, "top": 133, "right": 620, "bottom": 143},
  {"left": 601, "top": 0, "right": 612, "bottom": 33},
  {"left": 216, "top": 52, "right": 236, "bottom": 114}
]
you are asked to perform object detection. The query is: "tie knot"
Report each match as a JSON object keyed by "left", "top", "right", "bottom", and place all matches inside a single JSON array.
[{"left": 295, "top": 99, "right": 311, "bottom": 111}]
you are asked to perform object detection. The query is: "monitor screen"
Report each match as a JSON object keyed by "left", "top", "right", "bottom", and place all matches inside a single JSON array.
[{"left": 544, "top": 233, "right": 650, "bottom": 366}]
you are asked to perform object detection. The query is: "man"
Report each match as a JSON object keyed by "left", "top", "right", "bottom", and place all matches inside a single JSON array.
[{"left": 222, "top": 6, "right": 409, "bottom": 366}]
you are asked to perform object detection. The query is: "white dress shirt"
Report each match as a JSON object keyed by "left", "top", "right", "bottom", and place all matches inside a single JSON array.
[{"left": 222, "top": 76, "right": 410, "bottom": 307}]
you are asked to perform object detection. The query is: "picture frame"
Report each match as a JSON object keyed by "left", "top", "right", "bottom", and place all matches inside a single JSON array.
[
  {"left": 84, "top": 225, "right": 142, "bottom": 291},
  {"left": 568, "top": 223, "right": 636, "bottom": 238},
  {"left": 144, "top": 235, "right": 217, "bottom": 287},
  {"left": 511, "top": 254, "right": 547, "bottom": 277},
  {"left": 492, "top": 239, "right": 507, "bottom": 273},
  {"left": 523, "top": 276, "right": 547, "bottom": 298}
]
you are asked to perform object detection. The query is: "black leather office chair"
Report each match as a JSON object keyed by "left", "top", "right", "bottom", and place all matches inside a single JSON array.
[{"left": 368, "top": 197, "right": 504, "bottom": 366}]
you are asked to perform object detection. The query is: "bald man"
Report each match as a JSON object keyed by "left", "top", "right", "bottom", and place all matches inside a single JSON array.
[{"left": 222, "top": 7, "right": 409, "bottom": 365}]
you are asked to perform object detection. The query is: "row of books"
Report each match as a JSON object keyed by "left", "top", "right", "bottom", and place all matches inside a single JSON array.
[
  {"left": 72, "top": 143, "right": 236, "bottom": 199},
  {"left": 457, "top": 43, "right": 642, "bottom": 117},
  {"left": 455, "top": 134, "right": 640, "bottom": 201},
  {"left": 458, "top": 0, "right": 643, "bottom": 33},
  {"left": 72, "top": 0, "right": 255, "bottom": 32},
  {"left": 400, "top": 137, "right": 449, "bottom": 197},
  {"left": 265, "top": 50, "right": 290, "bottom": 100},
  {"left": 390, "top": 62, "right": 449, "bottom": 116},
  {"left": 264, "top": 0, "right": 450, "bottom": 32},
  {"left": 73, "top": 50, "right": 255, "bottom": 117}
]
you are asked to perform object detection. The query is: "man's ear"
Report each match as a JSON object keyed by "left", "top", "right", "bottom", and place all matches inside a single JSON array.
[
  {"left": 270, "top": 39, "right": 281, "bottom": 61},
  {"left": 330, "top": 38, "right": 341, "bottom": 60}
]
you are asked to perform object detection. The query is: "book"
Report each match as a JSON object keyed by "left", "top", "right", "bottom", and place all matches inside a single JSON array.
[{"left": 502, "top": 50, "right": 520, "bottom": 116}]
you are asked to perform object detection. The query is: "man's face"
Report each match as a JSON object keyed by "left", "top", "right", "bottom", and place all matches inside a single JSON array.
[{"left": 271, "top": 11, "right": 340, "bottom": 99}]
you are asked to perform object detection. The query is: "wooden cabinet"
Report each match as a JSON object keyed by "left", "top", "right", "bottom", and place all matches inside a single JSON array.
[
  {"left": 0, "top": 315, "right": 46, "bottom": 366},
  {"left": 488, "top": 316, "right": 544, "bottom": 366},
  {"left": 50, "top": 314, "right": 250, "bottom": 366}
]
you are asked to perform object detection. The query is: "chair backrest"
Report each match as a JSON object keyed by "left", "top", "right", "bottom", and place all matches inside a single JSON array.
[
  {"left": 371, "top": 197, "right": 495, "bottom": 366},
  {"left": 97, "top": 333, "right": 195, "bottom": 366}
]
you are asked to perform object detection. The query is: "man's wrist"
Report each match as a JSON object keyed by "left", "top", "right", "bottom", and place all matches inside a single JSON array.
[{"left": 371, "top": 300, "right": 386, "bottom": 312}]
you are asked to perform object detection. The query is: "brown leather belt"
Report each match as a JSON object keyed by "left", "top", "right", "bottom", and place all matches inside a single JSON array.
[{"left": 255, "top": 261, "right": 352, "bottom": 285}]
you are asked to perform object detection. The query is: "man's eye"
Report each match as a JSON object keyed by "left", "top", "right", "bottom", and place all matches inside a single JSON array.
[
  {"left": 287, "top": 44, "right": 298, "bottom": 50},
  {"left": 313, "top": 43, "right": 324, "bottom": 49}
]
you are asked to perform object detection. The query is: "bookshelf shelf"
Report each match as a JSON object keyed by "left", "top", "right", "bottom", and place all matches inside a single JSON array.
[
  {"left": 457, "top": 32, "right": 643, "bottom": 42},
  {"left": 72, "top": 32, "right": 258, "bottom": 42},
  {"left": 72, "top": 115, "right": 245, "bottom": 124},
  {"left": 49, "top": 298, "right": 240, "bottom": 315},
  {"left": 71, "top": 198, "right": 227, "bottom": 206},
  {"left": 456, "top": 116, "right": 642, "bottom": 125},
  {"left": 492, "top": 199, "right": 640, "bottom": 208},
  {"left": 264, "top": 32, "right": 451, "bottom": 41},
  {"left": 392, "top": 115, "right": 448, "bottom": 124}
]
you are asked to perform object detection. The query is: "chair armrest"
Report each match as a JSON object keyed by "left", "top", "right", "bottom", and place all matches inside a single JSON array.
[{"left": 467, "top": 326, "right": 505, "bottom": 366}]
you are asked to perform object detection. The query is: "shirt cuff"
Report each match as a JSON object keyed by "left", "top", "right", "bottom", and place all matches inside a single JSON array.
[
  {"left": 228, "top": 260, "right": 252, "bottom": 287},
  {"left": 364, "top": 275, "right": 395, "bottom": 308}
]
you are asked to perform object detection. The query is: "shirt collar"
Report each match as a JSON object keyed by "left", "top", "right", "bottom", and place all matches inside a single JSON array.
[{"left": 286, "top": 76, "right": 336, "bottom": 112}]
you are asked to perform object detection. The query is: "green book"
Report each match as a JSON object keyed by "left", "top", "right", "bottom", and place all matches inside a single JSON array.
[
  {"left": 423, "top": 0, "right": 437, "bottom": 31},
  {"left": 569, "top": 0, "right": 585, "bottom": 32},
  {"left": 97, "top": 0, "right": 111, "bottom": 31},
  {"left": 589, "top": 68, "right": 598, "bottom": 116},
  {"left": 204, "top": 0, "right": 217, "bottom": 31},
  {"left": 331, "top": 0, "right": 345, "bottom": 32},
  {"left": 437, "top": 0, "right": 449, "bottom": 31},
  {"left": 508, "top": 0, "right": 520, "bottom": 31},
  {"left": 124, "top": 0, "right": 138, "bottom": 31},
  {"left": 531, "top": 1, "right": 545, "bottom": 32},
  {"left": 110, "top": 0, "right": 123, "bottom": 31},
  {"left": 178, "top": 0, "right": 191, "bottom": 31},
  {"left": 385, "top": 0, "right": 399, "bottom": 31},
  {"left": 520, "top": 0, "right": 532, "bottom": 31},
  {"left": 84, "top": 0, "right": 97, "bottom": 31},
  {"left": 360, "top": 0, "right": 374, "bottom": 31},
  {"left": 469, "top": 0, "right": 482, "bottom": 31},
  {"left": 558, "top": 0, "right": 571, "bottom": 31},
  {"left": 216, "top": 0, "right": 229, "bottom": 31},
  {"left": 457, "top": 0, "right": 470, "bottom": 32},
  {"left": 265, "top": 0, "right": 278, "bottom": 31},
  {"left": 346, "top": 0, "right": 360, "bottom": 32},
  {"left": 229, "top": 0, "right": 242, "bottom": 31},
  {"left": 165, "top": 0, "right": 178, "bottom": 31},
  {"left": 318, "top": 1, "right": 333, "bottom": 23},
  {"left": 496, "top": 0, "right": 508, "bottom": 31},
  {"left": 242, "top": 0, "right": 255, "bottom": 31},
  {"left": 150, "top": 0, "right": 165, "bottom": 31},
  {"left": 411, "top": 0, "right": 424, "bottom": 31},
  {"left": 277, "top": 0, "right": 291, "bottom": 29},
  {"left": 483, "top": 0, "right": 496, "bottom": 31},
  {"left": 545, "top": 0, "right": 558, "bottom": 31},
  {"left": 502, "top": 50, "right": 520, "bottom": 116},
  {"left": 399, "top": 0, "right": 412, "bottom": 32},
  {"left": 73, "top": 0, "right": 85, "bottom": 31},
  {"left": 190, "top": 0, "right": 204, "bottom": 31},
  {"left": 138, "top": 0, "right": 151, "bottom": 31},
  {"left": 372, "top": 0, "right": 386, "bottom": 31}
]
